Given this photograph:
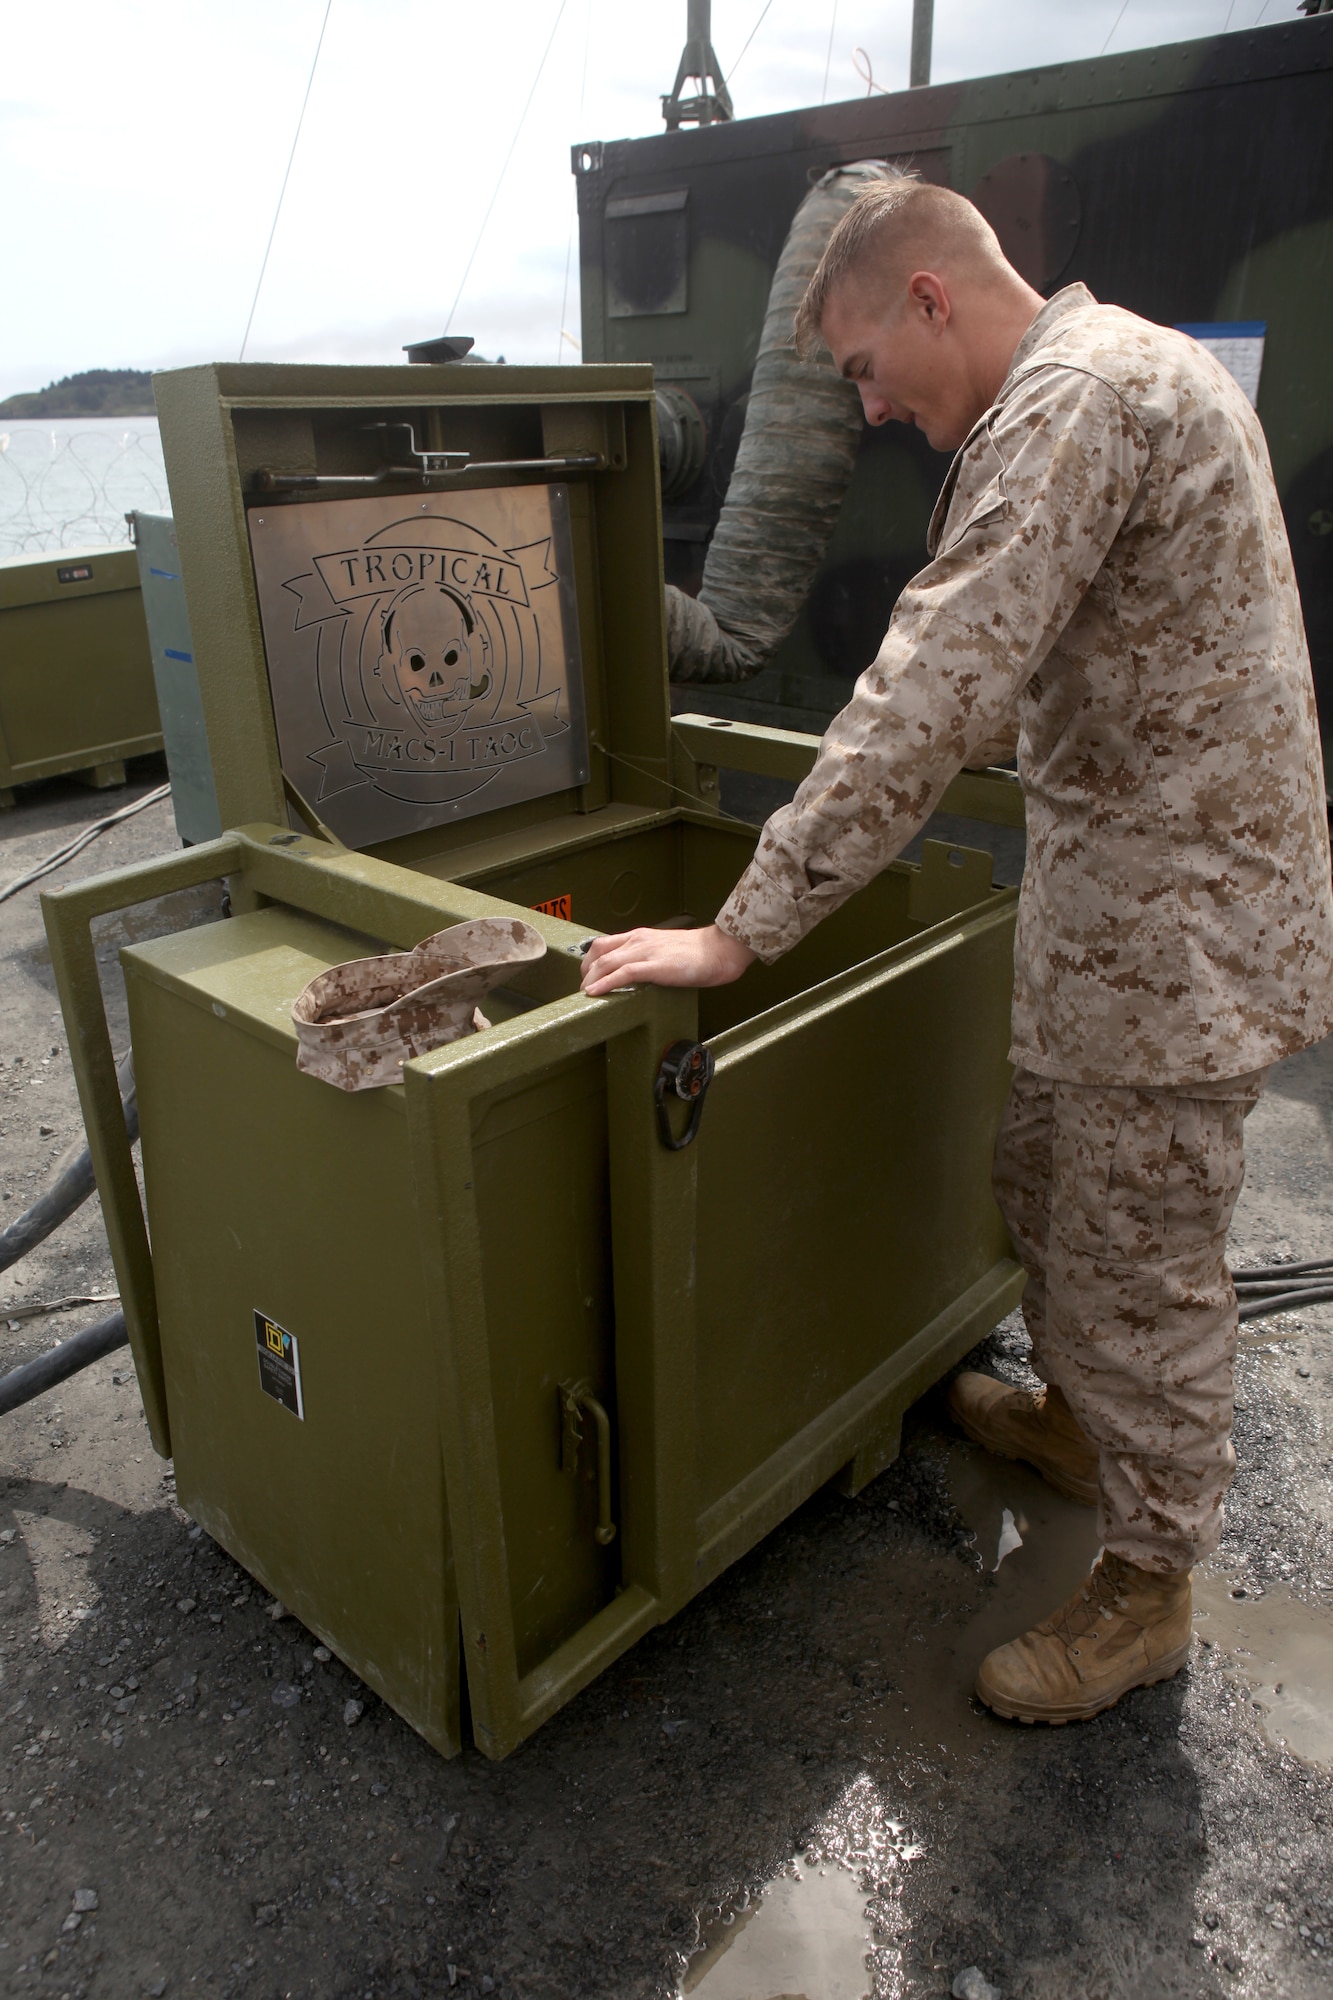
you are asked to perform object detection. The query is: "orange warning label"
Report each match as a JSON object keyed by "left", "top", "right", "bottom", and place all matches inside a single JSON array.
[{"left": 530, "top": 893, "right": 573, "bottom": 922}]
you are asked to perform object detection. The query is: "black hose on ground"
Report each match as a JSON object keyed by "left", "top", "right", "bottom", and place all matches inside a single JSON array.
[
  {"left": 0, "top": 1309, "right": 129, "bottom": 1417},
  {"left": 0, "top": 1051, "right": 136, "bottom": 1276},
  {"left": 1233, "top": 1255, "right": 1333, "bottom": 1283},
  {"left": 1231, "top": 1255, "right": 1333, "bottom": 1321},
  {"left": 1237, "top": 1286, "right": 1333, "bottom": 1323},
  {"left": 666, "top": 160, "right": 899, "bottom": 684}
]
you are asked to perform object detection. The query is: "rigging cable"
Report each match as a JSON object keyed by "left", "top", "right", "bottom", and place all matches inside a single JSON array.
[
  {"left": 821, "top": 1, "right": 840, "bottom": 104},
  {"left": 557, "top": 0, "right": 594, "bottom": 362},
  {"left": 447, "top": 0, "right": 570, "bottom": 335},
  {"left": 729, "top": 0, "right": 777, "bottom": 79},
  {"left": 239, "top": 0, "right": 335, "bottom": 362},
  {"left": 1100, "top": 1, "right": 1131, "bottom": 54}
]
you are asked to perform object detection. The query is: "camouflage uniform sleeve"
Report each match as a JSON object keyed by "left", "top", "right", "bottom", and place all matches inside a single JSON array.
[
  {"left": 963, "top": 711, "right": 1021, "bottom": 771},
  {"left": 715, "top": 367, "right": 1152, "bottom": 961}
]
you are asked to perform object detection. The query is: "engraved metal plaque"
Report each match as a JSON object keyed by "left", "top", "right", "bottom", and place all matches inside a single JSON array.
[{"left": 248, "top": 486, "right": 589, "bottom": 849}]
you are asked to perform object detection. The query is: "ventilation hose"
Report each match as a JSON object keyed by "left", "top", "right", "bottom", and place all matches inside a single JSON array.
[
  {"left": 666, "top": 160, "right": 894, "bottom": 683},
  {"left": 0, "top": 1051, "right": 137, "bottom": 1276}
]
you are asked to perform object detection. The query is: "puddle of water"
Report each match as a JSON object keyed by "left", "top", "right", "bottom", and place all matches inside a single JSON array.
[
  {"left": 811, "top": 1441, "right": 1108, "bottom": 1751},
  {"left": 993, "top": 1506, "right": 1023, "bottom": 1571},
  {"left": 947, "top": 1442, "right": 1102, "bottom": 1645},
  {"left": 1193, "top": 1573, "right": 1333, "bottom": 1770},
  {"left": 682, "top": 1865, "right": 871, "bottom": 2000}
]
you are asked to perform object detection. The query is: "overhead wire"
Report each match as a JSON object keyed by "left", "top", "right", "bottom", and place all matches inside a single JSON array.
[
  {"left": 1100, "top": 0, "right": 1132, "bottom": 55},
  {"left": 446, "top": 0, "right": 570, "bottom": 336},
  {"left": 821, "top": 0, "right": 840, "bottom": 103},
  {"left": 729, "top": 0, "right": 777, "bottom": 79},
  {"left": 239, "top": 0, "right": 335, "bottom": 362},
  {"left": 558, "top": 0, "right": 595, "bottom": 362}
]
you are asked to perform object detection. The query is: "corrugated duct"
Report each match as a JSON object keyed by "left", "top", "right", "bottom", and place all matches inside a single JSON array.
[{"left": 666, "top": 160, "right": 897, "bottom": 683}]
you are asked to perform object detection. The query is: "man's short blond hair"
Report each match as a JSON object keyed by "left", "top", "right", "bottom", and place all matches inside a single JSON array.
[{"left": 794, "top": 177, "right": 1011, "bottom": 358}]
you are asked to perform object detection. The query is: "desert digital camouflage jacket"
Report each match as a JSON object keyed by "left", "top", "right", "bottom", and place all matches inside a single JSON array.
[{"left": 716, "top": 284, "right": 1333, "bottom": 1086}]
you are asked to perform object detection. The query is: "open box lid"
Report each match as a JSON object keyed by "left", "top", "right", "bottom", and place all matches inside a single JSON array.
[{"left": 152, "top": 362, "right": 672, "bottom": 867}]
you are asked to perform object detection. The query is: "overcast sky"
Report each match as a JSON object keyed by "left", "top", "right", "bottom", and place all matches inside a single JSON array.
[{"left": 0, "top": 0, "right": 1297, "bottom": 400}]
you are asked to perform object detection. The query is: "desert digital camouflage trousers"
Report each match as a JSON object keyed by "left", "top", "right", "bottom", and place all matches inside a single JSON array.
[{"left": 992, "top": 1067, "right": 1268, "bottom": 1573}]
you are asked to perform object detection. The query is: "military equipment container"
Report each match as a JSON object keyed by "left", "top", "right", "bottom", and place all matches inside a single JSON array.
[
  {"left": 0, "top": 545, "right": 162, "bottom": 807},
  {"left": 575, "top": 13, "right": 1333, "bottom": 772},
  {"left": 43, "top": 362, "right": 1024, "bottom": 1758}
]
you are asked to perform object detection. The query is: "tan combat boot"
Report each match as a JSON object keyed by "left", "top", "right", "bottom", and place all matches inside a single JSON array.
[
  {"left": 976, "top": 1551, "right": 1193, "bottom": 1725},
  {"left": 947, "top": 1372, "right": 1098, "bottom": 1504}
]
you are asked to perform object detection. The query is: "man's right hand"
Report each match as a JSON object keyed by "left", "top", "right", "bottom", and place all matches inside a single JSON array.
[{"left": 580, "top": 923, "right": 756, "bottom": 996}]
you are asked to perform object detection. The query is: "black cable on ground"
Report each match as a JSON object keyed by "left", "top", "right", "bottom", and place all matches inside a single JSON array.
[
  {"left": 0, "top": 1052, "right": 137, "bottom": 1276},
  {"left": 1238, "top": 1284, "right": 1333, "bottom": 1323},
  {"left": 1232, "top": 1254, "right": 1333, "bottom": 1321},
  {"left": 0, "top": 783, "right": 169, "bottom": 905},
  {"left": 1233, "top": 1255, "right": 1333, "bottom": 1283},
  {"left": 0, "top": 1310, "right": 129, "bottom": 1417}
]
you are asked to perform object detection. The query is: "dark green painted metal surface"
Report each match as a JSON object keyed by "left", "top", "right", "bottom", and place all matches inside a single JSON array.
[
  {"left": 42, "top": 365, "right": 1025, "bottom": 1758},
  {"left": 575, "top": 14, "right": 1333, "bottom": 764}
]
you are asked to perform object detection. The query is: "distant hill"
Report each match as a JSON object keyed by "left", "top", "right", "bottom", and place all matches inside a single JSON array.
[{"left": 0, "top": 369, "right": 156, "bottom": 418}]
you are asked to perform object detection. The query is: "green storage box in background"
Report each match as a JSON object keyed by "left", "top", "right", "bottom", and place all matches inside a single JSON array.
[
  {"left": 43, "top": 362, "right": 1025, "bottom": 1758},
  {"left": 0, "top": 545, "right": 162, "bottom": 805}
]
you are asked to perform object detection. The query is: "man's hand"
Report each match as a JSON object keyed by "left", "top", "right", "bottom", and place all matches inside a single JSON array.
[{"left": 579, "top": 923, "right": 755, "bottom": 996}]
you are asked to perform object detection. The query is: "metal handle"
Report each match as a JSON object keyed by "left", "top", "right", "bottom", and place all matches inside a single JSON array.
[
  {"left": 654, "top": 1039, "right": 715, "bottom": 1150},
  {"left": 254, "top": 452, "right": 604, "bottom": 493},
  {"left": 558, "top": 1378, "right": 617, "bottom": 1545}
]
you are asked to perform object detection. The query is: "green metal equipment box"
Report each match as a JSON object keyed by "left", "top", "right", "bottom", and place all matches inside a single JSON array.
[
  {"left": 0, "top": 545, "right": 163, "bottom": 807},
  {"left": 43, "top": 362, "right": 1025, "bottom": 1758}
]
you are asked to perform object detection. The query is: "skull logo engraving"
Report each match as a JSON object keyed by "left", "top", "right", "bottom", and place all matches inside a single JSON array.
[{"left": 377, "top": 583, "right": 492, "bottom": 734}]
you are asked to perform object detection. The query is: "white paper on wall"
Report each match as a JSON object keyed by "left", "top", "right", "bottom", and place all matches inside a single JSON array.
[{"left": 1175, "top": 321, "right": 1266, "bottom": 407}]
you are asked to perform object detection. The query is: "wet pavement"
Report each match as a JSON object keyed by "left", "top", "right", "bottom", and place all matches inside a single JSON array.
[{"left": 1, "top": 770, "right": 1331, "bottom": 2000}]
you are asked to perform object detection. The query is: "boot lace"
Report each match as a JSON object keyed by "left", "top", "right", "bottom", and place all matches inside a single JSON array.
[{"left": 1050, "top": 1558, "right": 1129, "bottom": 1648}]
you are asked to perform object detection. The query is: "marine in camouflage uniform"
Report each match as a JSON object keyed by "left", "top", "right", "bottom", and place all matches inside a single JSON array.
[{"left": 713, "top": 280, "right": 1333, "bottom": 1718}]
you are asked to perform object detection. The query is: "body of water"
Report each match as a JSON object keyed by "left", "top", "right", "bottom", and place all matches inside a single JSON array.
[{"left": 0, "top": 416, "right": 169, "bottom": 559}]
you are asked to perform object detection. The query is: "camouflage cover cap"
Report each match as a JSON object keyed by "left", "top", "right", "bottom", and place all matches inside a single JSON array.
[{"left": 292, "top": 917, "right": 546, "bottom": 1091}]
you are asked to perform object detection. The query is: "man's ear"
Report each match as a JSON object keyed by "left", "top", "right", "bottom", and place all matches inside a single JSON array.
[{"left": 908, "top": 271, "right": 951, "bottom": 330}]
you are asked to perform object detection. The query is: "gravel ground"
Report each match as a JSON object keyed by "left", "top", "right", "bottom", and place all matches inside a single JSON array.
[{"left": 1, "top": 767, "right": 1330, "bottom": 2000}]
